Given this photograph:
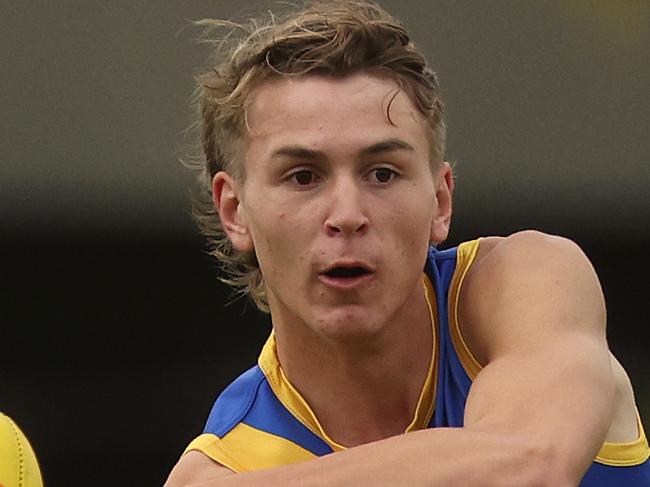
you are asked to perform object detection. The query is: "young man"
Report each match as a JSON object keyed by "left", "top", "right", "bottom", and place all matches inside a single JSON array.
[{"left": 166, "top": 1, "right": 650, "bottom": 485}]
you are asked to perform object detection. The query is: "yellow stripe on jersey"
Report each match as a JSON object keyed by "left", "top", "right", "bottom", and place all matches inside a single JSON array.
[
  {"left": 258, "top": 333, "right": 346, "bottom": 451},
  {"left": 185, "top": 424, "right": 317, "bottom": 473},
  {"left": 184, "top": 433, "right": 245, "bottom": 473},
  {"left": 596, "top": 410, "right": 650, "bottom": 466},
  {"left": 448, "top": 239, "right": 483, "bottom": 379},
  {"left": 411, "top": 274, "right": 438, "bottom": 432}
]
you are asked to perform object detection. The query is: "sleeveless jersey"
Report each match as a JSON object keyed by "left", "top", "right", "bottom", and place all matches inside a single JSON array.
[{"left": 185, "top": 239, "right": 650, "bottom": 485}]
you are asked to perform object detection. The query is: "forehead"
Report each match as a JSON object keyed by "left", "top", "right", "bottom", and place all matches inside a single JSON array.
[{"left": 244, "top": 73, "right": 430, "bottom": 160}]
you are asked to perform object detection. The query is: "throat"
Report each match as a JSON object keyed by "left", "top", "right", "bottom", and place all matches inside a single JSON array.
[
  {"left": 277, "top": 326, "right": 434, "bottom": 448},
  {"left": 318, "top": 373, "right": 426, "bottom": 447},
  {"left": 270, "top": 275, "right": 436, "bottom": 447}
]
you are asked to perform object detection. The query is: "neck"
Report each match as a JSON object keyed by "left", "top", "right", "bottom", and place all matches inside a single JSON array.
[{"left": 272, "top": 280, "right": 433, "bottom": 447}]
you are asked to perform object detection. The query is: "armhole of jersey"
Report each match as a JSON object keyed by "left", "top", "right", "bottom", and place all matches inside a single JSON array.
[
  {"left": 184, "top": 433, "right": 244, "bottom": 473},
  {"left": 447, "top": 241, "right": 650, "bottom": 467},
  {"left": 595, "top": 409, "right": 650, "bottom": 466},
  {"left": 448, "top": 239, "right": 483, "bottom": 379}
]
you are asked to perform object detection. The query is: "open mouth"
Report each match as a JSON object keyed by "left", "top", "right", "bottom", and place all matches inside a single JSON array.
[{"left": 324, "top": 266, "right": 371, "bottom": 278}]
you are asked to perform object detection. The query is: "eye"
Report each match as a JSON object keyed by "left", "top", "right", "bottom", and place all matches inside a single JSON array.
[
  {"left": 369, "top": 167, "right": 397, "bottom": 184},
  {"left": 288, "top": 169, "right": 320, "bottom": 186}
]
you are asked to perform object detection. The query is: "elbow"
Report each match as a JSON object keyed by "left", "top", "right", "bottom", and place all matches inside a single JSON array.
[{"left": 506, "top": 438, "right": 576, "bottom": 487}]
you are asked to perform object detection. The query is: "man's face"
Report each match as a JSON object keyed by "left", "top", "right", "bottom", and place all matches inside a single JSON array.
[{"left": 218, "top": 73, "right": 452, "bottom": 340}]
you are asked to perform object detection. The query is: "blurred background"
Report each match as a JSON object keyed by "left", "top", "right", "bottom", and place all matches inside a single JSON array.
[{"left": 1, "top": 1, "right": 648, "bottom": 485}]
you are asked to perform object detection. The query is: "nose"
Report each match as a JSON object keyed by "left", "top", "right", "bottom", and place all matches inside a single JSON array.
[{"left": 323, "top": 178, "right": 369, "bottom": 237}]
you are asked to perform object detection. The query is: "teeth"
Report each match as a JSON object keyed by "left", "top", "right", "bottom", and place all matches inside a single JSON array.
[{"left": 326, "top": 267, "right": 368, "bottom": 278}]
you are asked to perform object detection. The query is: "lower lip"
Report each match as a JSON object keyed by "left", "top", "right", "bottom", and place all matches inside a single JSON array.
[{"left": 317, "top": 273, "right": 374, "bottom": 290}]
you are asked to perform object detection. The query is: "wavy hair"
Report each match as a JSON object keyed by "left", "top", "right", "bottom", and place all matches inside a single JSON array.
[{"left": 185, "top": 0, "right": 446, "bottom": 311}]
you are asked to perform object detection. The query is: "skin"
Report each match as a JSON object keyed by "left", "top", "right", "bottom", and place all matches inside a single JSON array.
[
  {"left": 165, "top": 73, "right": 640, "bottom": 487},
  {"left": 211, "top": 73, "right": 455, "bottom": 445}
]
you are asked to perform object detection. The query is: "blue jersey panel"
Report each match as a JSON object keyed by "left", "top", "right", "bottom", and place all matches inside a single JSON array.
[
  {"left": 425, "top": 246, "right": 471, "bottom": 428},
  {"left": 580, "top": 460, "right": 650, "bottom": 486},
  {"left": 203, "top": 365, "right": 333, "bottom": 456},
  {"left": 243, "top": 379, "right": 333, "bottom": 456},
  {"left": 204, "top": 365, "right": 264, "bottom": 437}
]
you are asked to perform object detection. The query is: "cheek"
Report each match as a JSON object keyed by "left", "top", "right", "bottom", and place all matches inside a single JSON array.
[
  {"left": 249, "top": 214, "right": 288, "bottom": 256},
  {"left": 381, "top": 207, "right": 434, "bottom": 275},
  {"left": 389, "top": 198, "right": 435, "bottom": 244},
  {"left": 247, "top": 207, "right": 311, "bottom": 279}
]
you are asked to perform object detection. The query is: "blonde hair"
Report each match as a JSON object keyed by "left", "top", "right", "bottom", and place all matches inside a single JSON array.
[{"left": 185, "top": 0, "right": 446, "bottom": 311}]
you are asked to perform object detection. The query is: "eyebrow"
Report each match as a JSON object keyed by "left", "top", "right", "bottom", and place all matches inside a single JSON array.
[
  {"left": 361, "top": 138, "right": 415, "bottom": 156},
  {"left": 270, "top": 138, "right": 415, "bottom": 160}
]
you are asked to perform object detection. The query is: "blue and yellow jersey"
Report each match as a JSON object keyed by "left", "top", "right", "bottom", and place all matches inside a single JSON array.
[{"left": 186, "top": 239, "right": 650, "bottom": 485}]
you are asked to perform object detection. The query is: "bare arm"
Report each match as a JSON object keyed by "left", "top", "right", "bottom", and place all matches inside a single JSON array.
[
  {"left": 166, "top": 231, "right": 616, "bottom": 487},
  {"left": 459, "top": 231, "right": 614, "bottom": 480}
]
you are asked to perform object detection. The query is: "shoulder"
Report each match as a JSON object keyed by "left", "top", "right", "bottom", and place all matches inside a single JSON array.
[
  {"left": 204, "top": 365, "right": 266, "bottom": 436},
  {"left": 472, "top": 230, "right": 593, "bottom": 270},
  {"left": 458, "top": 230, "right": 606, "bottom": 365},
  {"left": 468, "top": 230, "right": 601, "bottom": 298}
]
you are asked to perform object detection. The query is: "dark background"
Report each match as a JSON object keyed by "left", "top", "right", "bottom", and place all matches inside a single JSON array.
[{"left": 2, "top": 2, "right": 648, "bottom": 486}]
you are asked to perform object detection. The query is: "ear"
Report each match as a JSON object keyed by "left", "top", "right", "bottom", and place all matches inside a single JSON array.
[
  {"left": 430, "top": 162, "right": 454, "bottom": 244},
  {"left": 212, "top": 171, "right": 254, "bottom": 253}
]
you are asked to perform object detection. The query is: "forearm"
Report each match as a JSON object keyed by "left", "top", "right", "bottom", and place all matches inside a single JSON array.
[{"left": 187, "top": 427, "right": 564, "bottom": 487}]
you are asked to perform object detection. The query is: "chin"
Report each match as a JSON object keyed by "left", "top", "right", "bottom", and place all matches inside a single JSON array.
[{"left": 310, "top": 304, "right": 387, "bottom": 342}]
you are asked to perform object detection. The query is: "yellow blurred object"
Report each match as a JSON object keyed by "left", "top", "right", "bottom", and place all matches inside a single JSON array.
[{"left": 0, "top": 412, "right": 43, "bottom": 487}]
